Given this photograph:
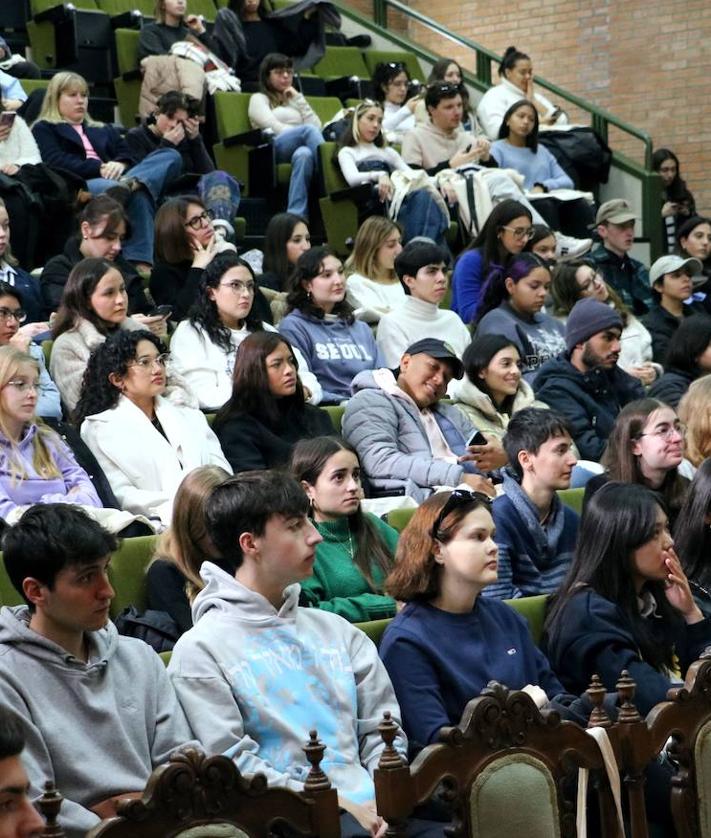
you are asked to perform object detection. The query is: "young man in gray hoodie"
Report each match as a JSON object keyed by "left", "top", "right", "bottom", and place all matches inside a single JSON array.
[
  {"left": 0, "top": 505, "right": 194, "bottom": 838},
  {"left": 0, "top": 709, "right": 45, "bottom": 838},
  {"left": 169, "top": 470, "right": 445, "bottom": 837}
]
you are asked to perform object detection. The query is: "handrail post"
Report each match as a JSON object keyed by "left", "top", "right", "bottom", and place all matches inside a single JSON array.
[
  {"left": 373, "top": 0, "right": 387, "bottom": 28},
  {"left": 476, "top": 49, "right": 491, "bottom": 86}
]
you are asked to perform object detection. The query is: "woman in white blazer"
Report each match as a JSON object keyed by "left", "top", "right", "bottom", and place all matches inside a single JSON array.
[
  {"left": 76, "top": 329, "right": 231, "bottom": 527},
  {"left": 169, "top": 251, "right": 321, "bottom": 411}
]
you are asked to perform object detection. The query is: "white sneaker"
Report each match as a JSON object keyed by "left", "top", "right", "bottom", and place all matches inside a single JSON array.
[{"left": 555, "top": 232, "right": 593, "bottom": 260}]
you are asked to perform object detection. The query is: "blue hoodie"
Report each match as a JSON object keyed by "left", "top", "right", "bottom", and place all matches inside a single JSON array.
[{"left": 279, "top": 309, "right": 385, "bottom": 403}]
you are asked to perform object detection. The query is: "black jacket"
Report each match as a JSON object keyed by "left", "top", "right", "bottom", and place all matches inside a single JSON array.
[
  {"left": 648, "top": 367, "right": 695, "bottom": 408},
  {"left": 534, "top": 357, "right": 645, "bottom": 461},
  {"left": 41, "top": 237, "right": 151, "bottom": 315},
  {"left": 641, "top": 302, "right": 707, "bottom": 364},
  {"left": 125, "top": 124, "right": 215, "bottom": 177}
]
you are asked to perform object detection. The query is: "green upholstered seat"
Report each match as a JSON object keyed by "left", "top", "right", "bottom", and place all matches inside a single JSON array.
[
  {"left": 321, "top": 404, "right": 344, "bottom": 433},
  {"left": 159, "top": 650, "right": 173, "bottom": 666},
  {"left": 96, "top": 0, "right": 154, "bottom": 15},
  {"left": 557, "top": 487, "right": 584, "bottom": 515},
  {"left": 115, "top": 27, "right": 140, "bottom": 74},
  {"left": 363, "top": 50, "right": 426, "bottom": 84},
  {"left": 386, "top": 507, "right": 415, "bottom": 533},
  {"left": 305, "top": 95, "right": 342, "bottom": 125},
  {"left": 213, "top": 92, "right": 257, "bottom": 194},
  {"left": 108, "top": 534, "right": 158, "bottom": 617},
  {"left": 41, "top": 339, "right": 53, "bottom": 369},
  {"left": 0, "top": 554, "right": 24, "bottom": 608},
  {"left": 318, "top": 140, "right": 360, "bottom": 256},
  {"left": 19, "top": 79, "right": 50, "bottom": 97},
  {"left": 114, "top": 28, "right": 142, "bottom": 127},
  {"left": 354, "top": 617, "right": 391, "bottom": 647},
  {"left": 311, "top": 47, "right": 370, "bottom": 80},
  {"left": 468, "top": 753, "right": 560, "bottom": 838},
  {"left": 504, "top": 594, "right": 548, "bottom": 646}
]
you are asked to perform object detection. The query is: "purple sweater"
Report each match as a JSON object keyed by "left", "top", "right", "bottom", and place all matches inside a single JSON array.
[{"left": 0, "top": 424, "right": 101, "bottom": 520}]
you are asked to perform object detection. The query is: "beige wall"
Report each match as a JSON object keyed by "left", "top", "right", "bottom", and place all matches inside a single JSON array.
[{"left": 363, "top": 0, "right": 711, "bottom": 214}]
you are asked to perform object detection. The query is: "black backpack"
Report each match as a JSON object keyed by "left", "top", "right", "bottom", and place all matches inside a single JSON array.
[{"left": 113, "top": 607, "right": 180, "bottom": 653}]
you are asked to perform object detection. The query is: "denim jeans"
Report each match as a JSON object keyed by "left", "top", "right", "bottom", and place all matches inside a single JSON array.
[
  {"left": 273, "top": 124, "right": 323, "bottom": 218},
  {"left": 397, "top": 188, "right": 449, "bottom": 247},
  {"left": 87, "top": 146, "right": 182, "bottom": 263}
]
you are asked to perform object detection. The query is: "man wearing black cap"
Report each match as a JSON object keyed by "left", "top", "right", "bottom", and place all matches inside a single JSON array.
[
  {"left": 534, "top": 298, "right": 645, "bottom": 460},
  {"left": 343, "top": 338, "right": 495, "bottom": 502}
]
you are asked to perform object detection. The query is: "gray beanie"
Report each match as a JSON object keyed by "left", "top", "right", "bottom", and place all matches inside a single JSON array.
[{"left": 565, "top": 298, "right": 623, "bottom": 352}]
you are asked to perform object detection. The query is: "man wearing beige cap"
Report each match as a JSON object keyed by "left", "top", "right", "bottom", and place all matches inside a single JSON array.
[
  {"left": 641, "top": 254, "right": 706, "bottom": 362},
  {"left": 589, "top": 199, "right": 652, "bottom": 315}
]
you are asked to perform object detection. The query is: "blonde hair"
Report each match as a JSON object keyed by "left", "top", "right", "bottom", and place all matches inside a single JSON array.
[
  {"left": 153, "top": 0, "right": 183, "bottom": 24},
  {"left": 0, "top": 199, "right": 17, "bottom": 268},
  {"left": 345, "top": 216, "right": 401, "bottom": 283},
  {"left": 36, "top": 72, "right": 101, "bottom": 126},
  {"left": 153, "top": 465, "right": 231, "bottom": 601},
  {"left": 678, "top": 375, "right": 711, "bottom": 467},
  {"left": 0, "top": 347, "right": 61, "bottom": 482}
]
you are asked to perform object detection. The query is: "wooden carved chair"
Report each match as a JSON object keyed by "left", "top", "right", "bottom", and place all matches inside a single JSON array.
[
  {"left": 86, "top": 733, "right": 341, "bottom": 837},
  {"left": 373, "top": 681, "right": 623, "bottom": 838}
]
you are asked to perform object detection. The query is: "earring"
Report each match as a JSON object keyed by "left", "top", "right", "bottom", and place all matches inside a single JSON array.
[{"left": 307, "top": 290, "right": 313, "bottom": 302}]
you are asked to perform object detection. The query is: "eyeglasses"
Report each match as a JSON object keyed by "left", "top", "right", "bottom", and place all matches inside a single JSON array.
[
  {"left": 4, "top": 379, "right": 38, "bottom": 393},
  {"left": 577, "top": 274, "right": 603, "bottom": 293},
  {"left": 129, "top": 353, "right": 171, "bottom": 370},
  {"left": 271, "top": 67, "right": 294, "bottom": 76},
  {"left": 0, "top": 307, "right": 26, "bottom": 323},
  {"left": 219, "top": 280, "right": 255, "bottom": 295},
  {"left": 184, "top": 211, "right": 212, "bottom": 230},
  {"left": 430, "top": 489, "right": 492, "bottom": 540},
  {"left": 638, "top": 422, "right": 685, "bottom": 441},
  {"left": 501, "top": 225, "right": 535, "bottom": 240}
]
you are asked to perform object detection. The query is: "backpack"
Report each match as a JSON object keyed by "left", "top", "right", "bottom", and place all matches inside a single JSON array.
[{"left": 113, "top": 607, "right": 180, "bottom": 652}]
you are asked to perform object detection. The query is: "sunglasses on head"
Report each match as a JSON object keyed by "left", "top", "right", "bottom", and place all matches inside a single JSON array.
[{"left": 430, "top": 489, "right": 492, "bottom": 540}]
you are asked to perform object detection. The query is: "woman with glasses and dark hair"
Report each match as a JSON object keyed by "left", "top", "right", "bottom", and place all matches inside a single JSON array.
[
  {"left": 476, "top": 45, "right": 567, "bottom": 140},
  {"left": 550, "top": 258, "right": 659, "bottom": 386},
  {"left": 77, "top": 329, "right": 231, "bottom": 527},
  {"left": 372, "top": 61, "right": 418, "bottom": 144},
  {"left": 475, "top": 252, "right": 565, "bottom": 382},
  {"left": 170, "top": 251, "right": 321, "bottom": 410},
  {"left": 336, "top": 100, "right": 449, "bottom": 246},
  {"left": 248, "top": 53, "right": 323, "bottom": 219},
  {"left": 291, "top": 435, "right": 399, "bottom": 622},
  {"left": 380, "top": 489, "right": 573, "bottom": 751},
  {"left": 583, "top": 398, "right": 690, "bottom": 526}
]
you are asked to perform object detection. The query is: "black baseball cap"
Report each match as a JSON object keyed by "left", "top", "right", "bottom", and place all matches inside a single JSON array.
[{"left": 403, "top": 338, "right": 464, "bottom": 379}]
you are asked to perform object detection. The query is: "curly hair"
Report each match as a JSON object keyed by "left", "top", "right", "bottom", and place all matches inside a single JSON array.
[
  {"left": 188, "top": 251, "right": 263, "bottom": 354},
  {"left": 372, "top": 61, "right": 410, "bottom": 104},
  {"left": 74, "top": 330, "right": 167, "bottom": 426},
  {"left": 286, "top": 246, "right": 354, "bottom": 323}
]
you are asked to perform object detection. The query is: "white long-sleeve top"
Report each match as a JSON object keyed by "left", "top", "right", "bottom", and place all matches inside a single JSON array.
[
  {"left": 382, "top": 101, "right": 416, "bottom": 143},
  {"left": 247, "top": 92, "right": 321, "bottom": 136},
  {"left": 337, "top": 143, "right": 411, "bottom": 186},
  {"left": 476, "top": 78, "right": 566, "bottom": 140},
  {"left": 169, "top": 319, "right": 322, "bottom": 410},
  {"left": 346, "top": 273, "right": 406, "bottom": 324},
  {"left": 0, "top": 116, "right": 41, "bottom": 168}
]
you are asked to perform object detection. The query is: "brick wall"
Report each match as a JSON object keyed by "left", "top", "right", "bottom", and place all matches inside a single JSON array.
[{"left": 367, "top": 0, "right": 711, "bottom": 213}]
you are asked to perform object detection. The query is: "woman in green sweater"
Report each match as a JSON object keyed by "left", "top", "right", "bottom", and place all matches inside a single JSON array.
[{"left": 291, "top": 436, "right": 398, "bottom": 622}]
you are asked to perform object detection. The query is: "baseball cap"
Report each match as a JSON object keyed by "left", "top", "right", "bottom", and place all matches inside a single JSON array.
[
  {"left": 403, "top": 338, "right": 464, "bottom": 379},
  {"left": 649, "top": 254, "right": 705, "bottom": 287},
  {"left": 595, "top": 199, "right": 638, "bottom": 226}
]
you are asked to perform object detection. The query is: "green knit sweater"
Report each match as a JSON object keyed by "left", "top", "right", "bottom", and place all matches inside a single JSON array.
[{"left": 299, "top": 513, "right": 398, "bottom": 622}]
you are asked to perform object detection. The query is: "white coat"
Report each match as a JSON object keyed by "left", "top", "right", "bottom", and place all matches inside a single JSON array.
[{"left": 80, "top": 394, "right": 232, "bottom": 525}]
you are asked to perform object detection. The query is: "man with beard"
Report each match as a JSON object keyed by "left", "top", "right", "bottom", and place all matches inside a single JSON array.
[{"left": 533, "top": 298, "right": 645, "bottom": 460}]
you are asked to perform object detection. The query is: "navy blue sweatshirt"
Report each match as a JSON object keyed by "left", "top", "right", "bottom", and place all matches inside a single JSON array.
[
  {"left": 379, "top": 597, "right": 564, "bottom": 751},
  {"left": 543, "top": 588, "right": 711, "bottom": 715}
]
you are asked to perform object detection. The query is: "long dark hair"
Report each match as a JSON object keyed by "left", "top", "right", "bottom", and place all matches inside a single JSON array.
[
  {"left": 459, "top": 198, "right": 532, "bottom": 270},
  {"left": 290, "top": 436, "right": 395, "bottom": 586},
  {"left": 262, "top": 212, "right": 309, "bottom": 282},
  {"left": 673, "top": 459, "right": 711, "bottom": 592},
  {"left": 286, "top": 246, "right": 354, "bottom": 323},
  {"left": 154, "top": 195, "right": 205, "bottom": 265},
  {"left": 664, "top": 315, "right": 711, "bottom": 373},
  {"left": 74, "top": 330, "right": 166, "bottom": 425},
  {"left": 427, "top": 58, "right": 472, "bottom": 114},
  {"left": 545, "top": 482, "right": 682, "bottom": 672},
  {"left": 188, "top": 252, "right": 262, "bottom": 353},
  {"left": 550, "top": 259, "right": 629, "bottom": 325},
  {"left": 651, "top": 148, "right": 696, "bottom": 210},
  {"left": 259, "top": 52, "right": 294, "bottom": 107},
  {"left": 498, "top": 99, "right": 539, "bottom": 152},
  {"left": 601, "top": 398, "right": 689, "bottom": 522},
  {"left": 476, "top": 252, "right": 548, "bottom": 323},
  {"left": 214, "top": 331, "right": 305, "bottom": 430},
  {"left": 52, "top": 257, "right": 122, "bottom": 339},
  {"left": 498, "top": 45, "right": 530, "bottom": 79},
  {"left": 462, "top": 334, "right": 520, "bottom": 416},
  {"left": 372, "top": 61, "right": 411, "bottom": 104}
]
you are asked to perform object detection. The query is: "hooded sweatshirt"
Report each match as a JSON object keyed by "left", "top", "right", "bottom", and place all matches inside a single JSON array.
[
  {"left": 483, "top": 470, "right": 579, "bottom": 600},
  {"left": 278, "top": 309, "right": 384, "bottom": 404},
  {"left": 168, "top": 563, "right": 405, "bottom": 804},
  {"left": 453, "top": 375, "right": 545, "bottom": 440},
  {"left": 0, "top": 607, "right": 194, "bottom": 837}
]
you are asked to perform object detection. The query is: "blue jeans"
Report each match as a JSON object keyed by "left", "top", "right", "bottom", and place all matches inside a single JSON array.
[
  {"left": 273, "top": 124, "right": 323, "bottom": 218},
  {"left": 397, "top": 188, "right": 449, "bottom": 247},
  {"left": 87, "top": 147, "right": 182, "bottom": 263}
]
